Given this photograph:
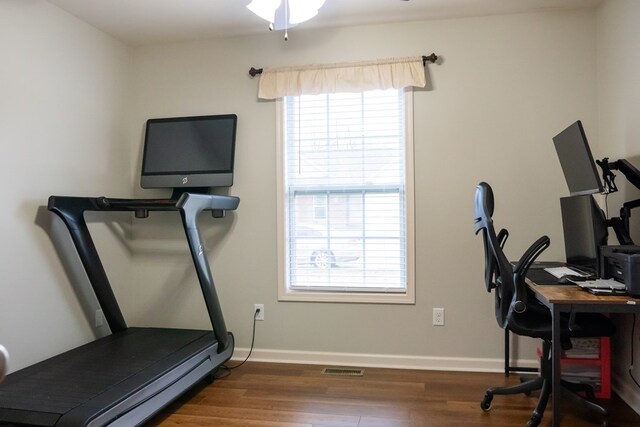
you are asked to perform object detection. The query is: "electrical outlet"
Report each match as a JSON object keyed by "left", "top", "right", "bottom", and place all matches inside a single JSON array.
[
  {"left": 95, "top": 309, "right": 104, "bottom": 327},
  {"left": 433, "top": 308, "right": 444, "bottom": 326},
  {"left": 254, "top": 304, "right": 264, "bottom": 321}
]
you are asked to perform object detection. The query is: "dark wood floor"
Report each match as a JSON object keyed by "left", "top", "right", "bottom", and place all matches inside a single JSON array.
[{"left": 149, "top": 362, "right": 640, "bottom": 426}]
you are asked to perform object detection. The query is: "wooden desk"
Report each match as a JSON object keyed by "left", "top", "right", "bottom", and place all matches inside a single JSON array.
[{"left": 528, "top": 282, "right": 640, "bottom": 427}]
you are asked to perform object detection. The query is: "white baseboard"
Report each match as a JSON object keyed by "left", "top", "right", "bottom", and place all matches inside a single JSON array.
[{"left": 230, "top": 347, "right": 538, "bottom": 373}]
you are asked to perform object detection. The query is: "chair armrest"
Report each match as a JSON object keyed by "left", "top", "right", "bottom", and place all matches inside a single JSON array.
[
  {"left": 497, "top": 228, "right": 509, "bottom": 249},
  {"left": 511, "top": 235, "right": 550, "bottom": 313},
  {"left": 485, "top": 228, "right": 509, "bottom": 292}
]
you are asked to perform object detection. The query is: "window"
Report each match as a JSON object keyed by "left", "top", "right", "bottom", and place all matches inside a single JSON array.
[
  {"left": 313, "top": 195, "right": 327, "bottom": 219},
  {"left": 277, "top": 89, "right": 415, "bottom": 303}
]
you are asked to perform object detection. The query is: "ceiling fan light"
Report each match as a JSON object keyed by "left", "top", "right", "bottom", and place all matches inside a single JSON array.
[
  {"left": 247, "top": 0, "right": 282, "bottom": 23},
  {"left": 288, "top": 0, "right": 325, "bottom": 24}
]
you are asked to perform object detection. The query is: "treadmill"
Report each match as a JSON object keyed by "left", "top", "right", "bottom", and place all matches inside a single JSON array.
[{"left": 0, "top": 192, "right": 239, "bottom": 426}]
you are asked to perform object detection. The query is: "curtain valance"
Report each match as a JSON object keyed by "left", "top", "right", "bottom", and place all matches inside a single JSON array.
[{"left": 256, "top": 56, "right": 428, "bottom": 99}]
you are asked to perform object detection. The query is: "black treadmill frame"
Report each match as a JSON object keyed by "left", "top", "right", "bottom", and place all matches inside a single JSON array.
[{"left": 0, "top": 193, "right": 239, "bottom": 426}]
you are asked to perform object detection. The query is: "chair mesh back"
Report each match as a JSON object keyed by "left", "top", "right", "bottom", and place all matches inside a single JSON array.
[{"left": 474, "top": 182, "right": 514, "bottom": 328}]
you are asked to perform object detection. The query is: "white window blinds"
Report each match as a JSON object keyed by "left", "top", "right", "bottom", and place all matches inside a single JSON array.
[{"left": 281, "top": 88, "right": 413, "bottom": 296}]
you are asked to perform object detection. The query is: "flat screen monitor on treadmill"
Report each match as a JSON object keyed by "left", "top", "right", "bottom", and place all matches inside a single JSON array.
[
  {"left": 553, "top": 120, "right": 603, "bottom": 196},
  {"left": 560, "top": 194, "right": 608, "bottom": 273},
  {"left": 141, "top": 114, "right": 237, "bottom": 196}
]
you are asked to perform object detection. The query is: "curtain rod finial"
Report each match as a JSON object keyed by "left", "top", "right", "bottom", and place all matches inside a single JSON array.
[
  {"left": 249, "top": 67, "right": 263, "bottom": 78},
  {"left": 422, "top": 53, "right": 438, "bottom": 65}
]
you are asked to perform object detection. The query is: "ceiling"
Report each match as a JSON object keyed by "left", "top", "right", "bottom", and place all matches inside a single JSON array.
[{"left": 47, "top": 0, "right": 602, "bottom": 46}]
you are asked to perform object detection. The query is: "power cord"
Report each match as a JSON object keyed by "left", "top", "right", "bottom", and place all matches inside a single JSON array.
[
  {"left": 214, "top": 307, "right": 260, "bottom": 379},
  {"left": 629, "top": 314, "right": 640, "bottom": 388}
]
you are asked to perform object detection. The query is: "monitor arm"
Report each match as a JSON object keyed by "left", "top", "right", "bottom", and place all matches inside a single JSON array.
[
  {"left": 597, "top": 157, "right": 640, "bottom": 245},
  {"left": 595, "top": 158, "right": 618, "bottom": 194}
]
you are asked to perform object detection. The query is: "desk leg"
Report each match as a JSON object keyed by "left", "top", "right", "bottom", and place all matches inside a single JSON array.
[{"left": 551, "top": 306, "right": 562, "bottom": 427}]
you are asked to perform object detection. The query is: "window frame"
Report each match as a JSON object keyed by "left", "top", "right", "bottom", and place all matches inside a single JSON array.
[{"left": 276, "top": 89, "right": 415, "bottom": 304}]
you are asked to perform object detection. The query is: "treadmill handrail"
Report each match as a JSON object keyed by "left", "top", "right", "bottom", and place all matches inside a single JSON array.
[
  {"left": 49, "top": 197, "right": 128, "bottom": 332},
  {"left": 48, "top": 194, "right": 239, "bottom": 351},
  {"left": 177, "top": 193, "right": 238, "bottom": 352}
]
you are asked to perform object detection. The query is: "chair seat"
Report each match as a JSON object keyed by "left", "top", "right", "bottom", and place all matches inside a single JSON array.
[{"left": 510, "top": 300, "right": 616, "bottom": 341}]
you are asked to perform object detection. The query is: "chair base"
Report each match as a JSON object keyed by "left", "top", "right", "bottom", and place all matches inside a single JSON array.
[{"left": 481, "top": 340, "right": 609, "bottom": 427}]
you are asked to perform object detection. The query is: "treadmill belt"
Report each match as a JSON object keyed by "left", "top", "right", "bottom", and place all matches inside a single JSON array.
[{"left": 0, "top": 327, "right": 216, "bottom": 426}]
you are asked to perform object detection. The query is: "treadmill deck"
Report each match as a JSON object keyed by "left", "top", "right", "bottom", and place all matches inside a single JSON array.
[{"left": 0, "top": 327, "right": 227, "bottom": 426}]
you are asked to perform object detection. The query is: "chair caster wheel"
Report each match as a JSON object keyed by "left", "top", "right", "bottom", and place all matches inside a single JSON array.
[
  {"left": 526, "top": 413, "right": 541, "bottom": 427},
  {"left": 480, "top": 393, "right": 493, "bottom": 412}
]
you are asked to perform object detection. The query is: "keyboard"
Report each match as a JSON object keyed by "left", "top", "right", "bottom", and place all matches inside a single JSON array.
[{"left": 544, "top": 266, "right": 592, "bottom": 279}]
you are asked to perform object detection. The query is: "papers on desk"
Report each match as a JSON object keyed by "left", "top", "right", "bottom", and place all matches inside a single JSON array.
[{"left": 577, "top": 279, "right": 627, "bottom": 295}]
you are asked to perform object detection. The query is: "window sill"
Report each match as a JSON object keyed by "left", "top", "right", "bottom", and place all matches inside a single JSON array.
[{"left": 278, "top": 289, "right": 415, "bottom": 304}]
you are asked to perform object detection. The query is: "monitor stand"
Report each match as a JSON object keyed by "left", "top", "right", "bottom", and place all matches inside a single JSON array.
[
  {"left": 171, "top": 187, "right": 209, "bottom": 201},
  {"left": 171, "top": 188, "right": 227, "bottom": 218}
]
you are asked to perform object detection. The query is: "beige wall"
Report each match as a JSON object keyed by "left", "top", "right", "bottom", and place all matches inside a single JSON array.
[
  {"left": 596, "top": 0, "right": 640, "bottom": 412},
  {"left": 127, "top": 9, "right": 598, "bottom": 369},
  {"left": 0, "top": 1, "right": 132, "bottom": 370}
]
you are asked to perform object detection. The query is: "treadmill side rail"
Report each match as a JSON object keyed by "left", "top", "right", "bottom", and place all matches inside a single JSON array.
[{"left": 55, "top": 331, "right": 235, "bottom": 427}]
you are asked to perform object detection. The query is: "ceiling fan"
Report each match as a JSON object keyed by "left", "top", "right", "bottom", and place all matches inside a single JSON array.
[{"left": 246, "top": 0, "right": 326, "bottom": 39}]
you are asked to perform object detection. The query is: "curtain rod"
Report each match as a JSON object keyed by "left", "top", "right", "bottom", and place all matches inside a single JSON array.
[{"left": 248, "top": 53, "right": 438, "bottom": 78}]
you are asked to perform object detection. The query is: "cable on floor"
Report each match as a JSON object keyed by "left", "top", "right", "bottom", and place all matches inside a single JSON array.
[{"left": 214, "top": 308, "right": 259, "bottom": 379}]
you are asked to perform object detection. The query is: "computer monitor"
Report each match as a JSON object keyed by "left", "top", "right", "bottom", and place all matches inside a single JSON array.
[
  {"left": 553, "top": 120, "right": 604, "bottom": 196},
  {"left": 141, "top": 114, "right": 237, "bottom": 197},
  {"left": 560, "top": 194, "right": 608, "bottom": 273}
]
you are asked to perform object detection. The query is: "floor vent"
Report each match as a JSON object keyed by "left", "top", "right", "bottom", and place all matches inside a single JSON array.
[{"left": 321, "top": 367, "right": 364, "bottom": 376}]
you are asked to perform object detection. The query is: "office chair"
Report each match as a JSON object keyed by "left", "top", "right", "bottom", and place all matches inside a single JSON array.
[{"left": 473, "top": 182, "right": 615, "bottom": 427}]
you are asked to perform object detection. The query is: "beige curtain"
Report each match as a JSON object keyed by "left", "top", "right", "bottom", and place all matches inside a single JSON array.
[{"left": 257, "top": 56, "right": 426, "bottom": 99}]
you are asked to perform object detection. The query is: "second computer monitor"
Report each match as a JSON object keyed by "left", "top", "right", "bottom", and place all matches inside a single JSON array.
[
  {"left": 560, "top": 194, "right": 608, "bottom": 273},
  {"left": 553, "top": 120, "right": 604, "bottom": 196}
]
